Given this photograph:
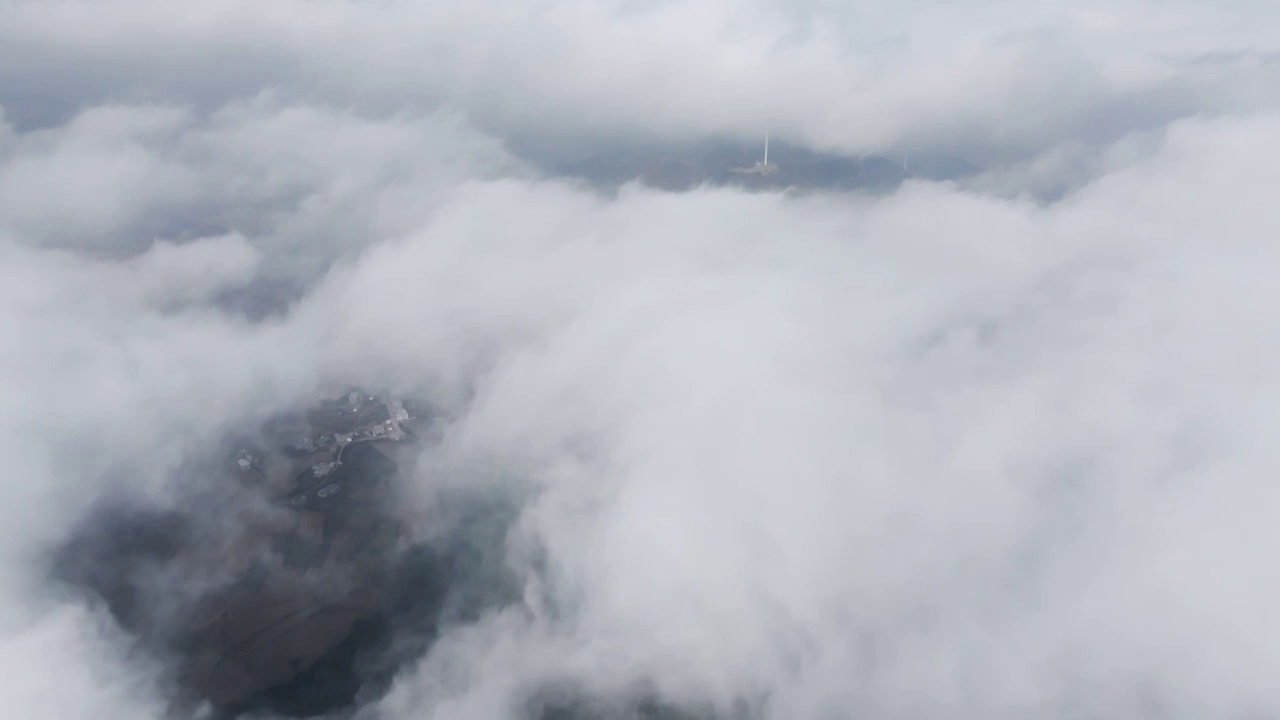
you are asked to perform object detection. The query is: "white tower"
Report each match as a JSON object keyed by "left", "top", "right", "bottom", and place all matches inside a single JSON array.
[{"left": 730, "top": 131, "right": 778, "bottom": 175}]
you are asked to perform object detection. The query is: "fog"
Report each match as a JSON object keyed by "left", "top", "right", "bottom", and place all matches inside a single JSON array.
[{"left": 3, "top": 1, "right": 1280, "bottom": 718}]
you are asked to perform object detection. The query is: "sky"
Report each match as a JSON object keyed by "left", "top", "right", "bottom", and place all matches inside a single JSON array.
[{"left": 3, "top": 0, "right": 1280, "bottom": 718}]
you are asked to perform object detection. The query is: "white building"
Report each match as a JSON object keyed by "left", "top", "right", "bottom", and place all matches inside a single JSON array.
[{"left": 311, "top": 461, "right": 339, "bottom": 477}]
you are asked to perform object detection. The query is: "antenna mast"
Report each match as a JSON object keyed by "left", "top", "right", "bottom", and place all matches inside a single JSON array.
[{"left": 764, "top": 132, "right": 769, "bottom": 166}]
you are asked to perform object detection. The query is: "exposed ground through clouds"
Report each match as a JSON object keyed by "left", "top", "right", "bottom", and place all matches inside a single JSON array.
[{"left": 3, "top": 1, "right": 1280, "bottom": 718}]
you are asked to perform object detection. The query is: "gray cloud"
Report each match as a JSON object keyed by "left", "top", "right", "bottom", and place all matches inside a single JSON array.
[
  {"left": 4, "top": 1, "right": 1277, "bottom": 160},
  {"left": 2, "top": 2, "right": 1280, "bottom": 719}
]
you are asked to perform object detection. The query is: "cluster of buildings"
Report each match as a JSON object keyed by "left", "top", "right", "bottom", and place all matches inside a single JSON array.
[
  {"left": 231, "top": 390, "right": 417, "bottom": 491},
  {"left": 331, "top": 398, "right": 408, "bottom": 444},
  {"left": 302, "top": 392, "right": 413, "bottom": 482}
]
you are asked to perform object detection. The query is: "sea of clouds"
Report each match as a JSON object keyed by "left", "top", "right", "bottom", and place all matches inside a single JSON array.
[{"left": 3, "top": 1, "right": 1280, "bottom": 718}]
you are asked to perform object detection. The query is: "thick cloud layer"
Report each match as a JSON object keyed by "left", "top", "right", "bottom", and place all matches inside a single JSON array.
[{"left": 4, "top": 1, "right": 1280, "bottom": 718}]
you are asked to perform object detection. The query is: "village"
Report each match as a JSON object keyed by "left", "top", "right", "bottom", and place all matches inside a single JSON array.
[{"left": 231, "top": 389, "right": 419, "bottom": 507}]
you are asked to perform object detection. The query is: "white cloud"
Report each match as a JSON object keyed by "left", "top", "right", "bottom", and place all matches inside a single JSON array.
[
  {"left": 1, "top": 2, "right": 1280, "bottom": 719},
  {"left": 4, "top": 0, "right": 1279, "bottom": 159}
]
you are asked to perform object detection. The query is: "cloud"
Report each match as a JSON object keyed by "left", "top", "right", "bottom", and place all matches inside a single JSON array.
[
  {"left": 278, "top": 112, "right": 1280, "bottom": 717},
  {"left": 4, "top": 0, "right": 1279, "bottom": 160},
  {"left": 1, "top": 2, "right": 1280, "bottom": 719}
]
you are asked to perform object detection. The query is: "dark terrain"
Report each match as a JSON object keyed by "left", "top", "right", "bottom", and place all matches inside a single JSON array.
[
  {"left": 508, "top": 133, "right": 981, "bottom": 193},
  {"left": 50, "top": 391, "right": 477, "bottom": 717},
  {"left": 51, "top": 390, "right": 728, "bottom": 719}
]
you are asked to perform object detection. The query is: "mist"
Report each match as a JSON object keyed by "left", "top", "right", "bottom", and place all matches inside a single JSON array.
[{"left": 4, "top": 1, "right": 1280, "bottom": 718}]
